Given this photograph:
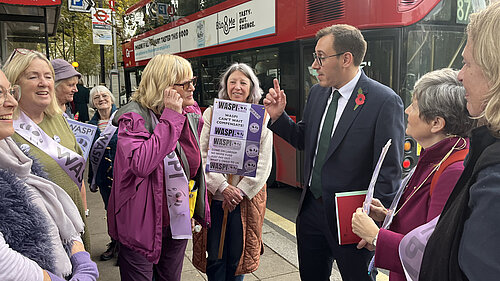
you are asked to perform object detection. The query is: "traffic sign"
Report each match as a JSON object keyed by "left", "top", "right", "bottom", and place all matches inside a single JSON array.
[
  {"left": 68, "top": 0, "right": 95, "bottom": 13},
  {"left": 91, "top": 8, "right": 112, "bottom": 45},
  {"left": 94, "top": 9, "right": 110, "bottom": 22}
]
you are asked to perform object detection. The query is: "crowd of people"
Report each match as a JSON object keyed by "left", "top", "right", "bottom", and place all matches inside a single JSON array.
[{"left": 1, "top": 1, "right": 500, "bottom": 281}]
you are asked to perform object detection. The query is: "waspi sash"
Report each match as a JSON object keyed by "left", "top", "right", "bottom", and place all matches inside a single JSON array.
[
  {"left": 399, "top": 216, "right": 439, "bottom": 281},
  {"left": 89, "top": 112, "right": 118, "bottom": 191},
  {"left": 14, "top": 111, "right": 86, "bottom": 190},
  {"left": 66, "top": 118, "right": 97, "bottom": 161},
  {"left": 151, "top": 111, "right": 192, "bottom": 239}
]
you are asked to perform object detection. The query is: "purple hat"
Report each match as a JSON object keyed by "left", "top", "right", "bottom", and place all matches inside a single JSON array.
[{"left": 51, "top": 59, "right": 81, "bottom": 82}]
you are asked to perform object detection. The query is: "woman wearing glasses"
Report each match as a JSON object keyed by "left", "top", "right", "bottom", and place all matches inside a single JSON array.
[
  {"left": 0, "top": 67, "right": 98, "bottom": 280},
  {"left": 192, "top": 63, "right": 273, "bottom": 281},
  {"left": 107, "top": 54, "right": 209, "bottom": 281},
  {"left": 87, "top": 85, "right": 119, "bottom": 261},
  {"left": 3, "top": 49, "right": 90, "bottom": 249},
  {"left": 351, "top": 69, "right": 474, "bottom": 281}
]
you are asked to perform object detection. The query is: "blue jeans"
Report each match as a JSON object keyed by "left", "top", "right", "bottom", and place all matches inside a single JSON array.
[{"left": 206, "top": 200, "right": 244, "bottom": 281}]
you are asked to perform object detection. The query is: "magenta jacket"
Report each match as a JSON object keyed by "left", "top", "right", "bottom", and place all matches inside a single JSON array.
[
  {"left": 374, "top": 137, "right": 468, "bottom": 281},
  {"left": 107, "top": 102, "right": 204, "bottom": 263}
]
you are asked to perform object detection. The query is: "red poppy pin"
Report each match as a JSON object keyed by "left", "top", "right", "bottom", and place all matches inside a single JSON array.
[{"left": 354, "top": 88, "right": 366, "bottom": 111}]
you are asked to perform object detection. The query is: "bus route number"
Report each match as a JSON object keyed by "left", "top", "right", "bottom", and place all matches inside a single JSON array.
[{"left": 456, "top": 0, "right": 472, "bottom": 24}]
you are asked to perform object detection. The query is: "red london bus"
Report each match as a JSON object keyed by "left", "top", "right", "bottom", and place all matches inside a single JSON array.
[{"left": 121, "top": 0, "right": 474, "bottom": 188}]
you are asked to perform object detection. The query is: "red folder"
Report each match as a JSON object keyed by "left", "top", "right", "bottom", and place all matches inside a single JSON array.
[{"left": 335, "top": 190, "right": 367, "bottom": 245}]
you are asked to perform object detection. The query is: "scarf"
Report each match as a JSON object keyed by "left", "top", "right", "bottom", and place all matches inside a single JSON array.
[{"left": 0, "top": 137, "right": 84, "bottom": 277}]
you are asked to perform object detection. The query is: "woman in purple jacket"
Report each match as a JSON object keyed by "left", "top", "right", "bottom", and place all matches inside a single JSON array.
[
  {"left": 351, "top": 68, "right": 475, "bottom": 281},
  {"left": 107, "top": 54, "right": 209, "bottom": 281}
]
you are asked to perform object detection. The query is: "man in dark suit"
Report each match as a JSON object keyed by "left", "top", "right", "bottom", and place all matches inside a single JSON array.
[
  {"left": 75, "top": 79, "right": 90, "bottom": 122},
  {"left": 264, "top": 24, "right": 404, "bottom": 281}
]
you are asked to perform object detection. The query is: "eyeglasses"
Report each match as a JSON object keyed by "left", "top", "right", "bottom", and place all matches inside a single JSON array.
[
  {"left": 174, "top": 77, "right": 197, "bottom": 90},
  {"left": 0, "top": 85, "right": 21, "bottom": 106},
  {"left": 312, "top": 52, "right": 346, "bottom": 66},
  {"left": 93, "top": 93, "right": 111, "bottom": 100},
  {"left": 6, "top": 48, "right": 39, "bottom": 65}
]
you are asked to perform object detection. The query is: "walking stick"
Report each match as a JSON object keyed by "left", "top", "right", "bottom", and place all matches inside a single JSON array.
[{"left": 218, "top": 174, "right": 233, "bottom": 259}]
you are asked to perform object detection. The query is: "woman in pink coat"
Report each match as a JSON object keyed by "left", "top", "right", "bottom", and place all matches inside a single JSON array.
[{"left": 107, "top": 54, "right": 209, "bottom": 281}]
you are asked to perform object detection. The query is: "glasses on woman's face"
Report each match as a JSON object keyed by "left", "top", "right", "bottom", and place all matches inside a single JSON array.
[
  {"left": 174, "top": 77, "right": 197, "bottom": 91},
  {"left": 0, "top": 85, "right": 21, "bottom": 106}
]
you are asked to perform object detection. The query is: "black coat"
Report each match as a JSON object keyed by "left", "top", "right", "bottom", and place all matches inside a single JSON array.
[
  {"left": 420, "top": 126, "right": 500, "bottom": 281},
  {"left": 75, "top": 84, "right": 90, "bottom": 122}
]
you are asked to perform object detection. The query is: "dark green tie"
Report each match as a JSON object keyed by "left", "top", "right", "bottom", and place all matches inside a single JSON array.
[{"left": 310, "top": 90, "right": 340, "bottom": 199}]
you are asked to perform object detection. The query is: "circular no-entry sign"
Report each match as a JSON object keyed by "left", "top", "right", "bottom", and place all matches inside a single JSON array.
[{"left": 94, "top": 9, "right": 110, "bottom": 22}]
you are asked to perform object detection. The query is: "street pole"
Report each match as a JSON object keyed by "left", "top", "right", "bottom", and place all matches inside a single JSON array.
[
  {"left": 72, "top": 16, "right": 76, "bottom": 63},
  {"left": 62, "top": 20, "right": 66, "bottom": 60},
  {"left": 99, "top": 0, "right": 105, "bottom": 85},
  {"left": 112, "top": 9, "right": 121, "bottom": 102},
  {"left": 44, "top": 7, "right": 50, "bottom": 59}
]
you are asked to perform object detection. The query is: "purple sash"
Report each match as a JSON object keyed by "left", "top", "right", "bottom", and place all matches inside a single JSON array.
[
  {"left": 65, "top": 117, "right": 97, "bottom": 161},
  {"left": 150, "top": 111, "right": 192, "bottom": 239},
  {"left": 399, "top": 215, "right": 439, "bottom": 281},
  {"left": 14, "top": 111, "right": 85, "bottom": 190},
  {"left": 89, "top": 112, "right": 118, "bottom": 191}
]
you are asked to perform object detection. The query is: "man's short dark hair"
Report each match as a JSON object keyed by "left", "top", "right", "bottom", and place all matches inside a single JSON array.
[{"left": 316, "top": 24, "right": 367, "bottom": 66}]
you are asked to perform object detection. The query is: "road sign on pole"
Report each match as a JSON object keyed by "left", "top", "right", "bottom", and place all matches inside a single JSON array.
[
  {"left": 69, "top": 0, "right": 95, "bottom": 12},
  {"left": 91, "top": 8, "right": 112, "bottom": 45}
]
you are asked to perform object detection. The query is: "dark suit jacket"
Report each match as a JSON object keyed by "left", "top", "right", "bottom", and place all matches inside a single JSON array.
[
  {"left": 269, "top": 71, "right": 404, "bottom": 242},
  {"left": 75, "top": 84, "right": 90, "bottom": 122}
]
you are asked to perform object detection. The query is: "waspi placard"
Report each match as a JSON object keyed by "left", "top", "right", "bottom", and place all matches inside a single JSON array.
[{"left": 206, "top": 98, "right": 266, "bottom": 177}]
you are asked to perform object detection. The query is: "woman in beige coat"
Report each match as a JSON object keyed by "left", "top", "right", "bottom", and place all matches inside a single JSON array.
[{"left": 193, "top": 63, "right": 273, "bottom": 281}]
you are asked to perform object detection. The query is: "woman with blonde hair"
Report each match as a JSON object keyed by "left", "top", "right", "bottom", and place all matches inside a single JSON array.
[
  {"left": 3, "top": 49, "right": 90, "bottom": 248},
  {"left": 108, "top": 53, "right": 209, "bottom": 281},
  {"left": 419, "top": 2, "right": 500, "bottom": 280},
  {"left": 0, "top": 66, "right": 98, "bottom": 281}
]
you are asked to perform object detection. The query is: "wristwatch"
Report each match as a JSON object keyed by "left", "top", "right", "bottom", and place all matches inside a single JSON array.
[{"left": 372, "top": 233, "right": 378, "bottom": 247}]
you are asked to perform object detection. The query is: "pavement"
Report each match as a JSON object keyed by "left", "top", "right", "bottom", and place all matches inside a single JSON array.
[{"left": 87, "top": 187, "right": 388, "bottom": 280}]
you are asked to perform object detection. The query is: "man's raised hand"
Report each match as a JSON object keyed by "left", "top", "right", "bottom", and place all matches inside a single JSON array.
[{"left": 263, "top": 78, "right": 287, "bottom": 121}]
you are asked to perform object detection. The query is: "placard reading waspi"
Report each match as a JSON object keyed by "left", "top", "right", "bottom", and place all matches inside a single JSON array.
[{"left": 206, "top": 98, "right": 265, "bottom": 177}]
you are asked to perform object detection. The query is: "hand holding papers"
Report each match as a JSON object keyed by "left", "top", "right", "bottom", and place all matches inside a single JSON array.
[
  {"left": 206, "top": 99, "right": 266, "bottom": 177},
  {"left": 335, "top": 139, "right": 392, "bottom": 245},
  {"left": 363, "top": 139, "right": 392, "bottom": 215}
]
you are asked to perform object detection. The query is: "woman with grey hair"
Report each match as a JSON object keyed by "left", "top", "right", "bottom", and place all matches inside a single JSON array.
[
  {"left": 351, "top": 68, "right": 474, "bottom": 281},
  {"left": 192, "top": 63, "right": 273, "bottom": 281},
  {"left": 217, "top": 63, "right": 263, "bottom": 103},
  {"left": 51, "top": 59, "right": 81, "bottom": 119},
  {"left": 87, "top": 85, "right": 119, "bottom": 261}
]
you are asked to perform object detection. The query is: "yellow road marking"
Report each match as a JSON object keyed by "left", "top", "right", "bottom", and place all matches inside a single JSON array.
[
  {"left": 265, "top": 208, "right": 389, "bottom": 280},
  {"left": 265, "top": 208, "right": 296, "bottom": 236}
]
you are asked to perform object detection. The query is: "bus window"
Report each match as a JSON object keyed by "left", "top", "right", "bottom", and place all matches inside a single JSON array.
[
  {"left": 196, "top": 47, "right": 281, "bottom": 107},
  {"left": 404, "top": 27, "right": 466, "bottom": 107},
  {"left": 198, "top": 55, "right": 231, "bottom": 106},
  {"left": 363, "top": 39, "right": 396, "bottom": 91}
]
